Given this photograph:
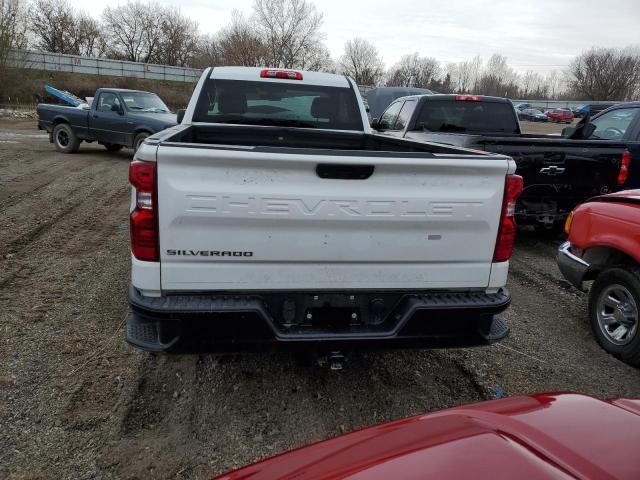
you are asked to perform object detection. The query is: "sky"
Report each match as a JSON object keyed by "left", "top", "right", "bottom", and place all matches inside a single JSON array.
[{"left": 67, "top": 0, "right": 640, "bottom": 75}]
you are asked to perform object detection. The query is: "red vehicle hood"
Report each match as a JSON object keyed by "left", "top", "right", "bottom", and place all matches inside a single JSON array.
[{"left": 213, "top": 393, "right": 640, "bottom": 480}]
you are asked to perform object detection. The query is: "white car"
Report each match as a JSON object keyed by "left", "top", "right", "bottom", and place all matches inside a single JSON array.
[{"left": 126, "top": 66, "right": 520, "bottom": 355}]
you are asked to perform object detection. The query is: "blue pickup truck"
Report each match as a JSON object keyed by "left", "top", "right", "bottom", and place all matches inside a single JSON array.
[{"left": 37, "top": 88, "right": 177, "bottom": 153}]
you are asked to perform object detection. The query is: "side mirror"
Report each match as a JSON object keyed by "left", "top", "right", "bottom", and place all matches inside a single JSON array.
[
  {"left": 561, "top": 127, "right": 574, "bottom": 137},
  {"left": 370, "top": 117, "right": 379, "bottom": 129},
  {"left": 177, "top": 109, "right": 185, "bottom": 124}
]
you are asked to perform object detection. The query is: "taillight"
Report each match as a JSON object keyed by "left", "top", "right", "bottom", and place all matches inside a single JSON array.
[
  {"left": 617, "top": 150, "right": 631, "bottom": 186},
  {"left": 129, "top": 160, "right": 159, "bottom": 261},
  {"left": 493, "top": 175, "right": 524, "bottom": 263},
  {"left": 456, "top": 95, "right": 481, "bottom": 101},
  {"left": 260, "top": 69, "right": 303, "bottom": 80}
]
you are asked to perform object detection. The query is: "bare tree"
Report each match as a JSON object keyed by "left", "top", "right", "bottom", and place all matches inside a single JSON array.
[
  {"left": 477, "top": 54, "right": 519, "bottom": 97},
  {"left": 252, "top": 0, "right": 325, "bottom": 68},
  {"left": 29, "top": 0, "right": 76, "bottom": 53},
  {"left": 568, "top": 47, "right": 640, "bottom": 100},
  {"left": 71, "top": 13, "right": 106, "bottom": 57},
  {"left": 192, "top": 33, "right": 224, "bottom": 68},
  {"left": 102, "top": 1, "right": 163, "bottom": 63},
  {"left": 338, "top": 38, "right": 383, "bottom": 85},
  {"left": 216, "top": 10, "right": 267, "bottom": 67},
  {"left": 28, "top": 0, "right": 104, "bottom": 56},
  {"left": 298, "top": 43, "right": 333, "bottom": 71},
  {"left": 0, "top": 0, "right": 27, "bottom": 68},
  {"left": 157, "top": 7, "right": 199, "bottom": 66},
  {"left": 545, "top": 70, "right": 561, "bottom": 99},
  {"left": 446, "top": 59, "right": 478, "bottom": 93},
  {"left": 386, "top": 53, "right": 440, "bottom": 89},
  {"left": 470, "top": 54, "right": 482, "bottom": 92},
  {"left": 520, "top": 70, "right": 549, "bottom": 99}
]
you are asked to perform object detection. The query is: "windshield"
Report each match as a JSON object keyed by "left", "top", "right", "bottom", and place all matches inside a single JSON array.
[
  {"left": 193, "top": 79, "right": 363, "bottom": 131},
  {"left": 414, "top": 100, "right": 519, "bottom": 134},
  {"left": 120, "top": 92, "right": 170, "bottom": 113}
]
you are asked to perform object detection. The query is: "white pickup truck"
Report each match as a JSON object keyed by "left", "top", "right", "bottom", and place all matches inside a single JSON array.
[{"left": 126, "top": 66, "right": 521, "bottom": 356}]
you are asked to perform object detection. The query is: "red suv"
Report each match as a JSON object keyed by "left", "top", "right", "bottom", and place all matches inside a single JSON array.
[
  {"left": 558, "top": 190, "right": 640, "bottom": 365},
  {"left": 546, "top": 108, "right": 574, "bottom": 123}
]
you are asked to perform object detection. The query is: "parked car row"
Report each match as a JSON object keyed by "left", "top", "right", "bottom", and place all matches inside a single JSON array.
[
  {"left": 518, "top": 108, "right": 549, "bottom": 122},
  {"left": 546, "top": 107, "right": 574, "bottom": 123},
  {"left": 573, "top": 102, "right": 618, "bottom": 118},
  {"left": 516, "top": 107, "right": 574, "bottom": 123}
]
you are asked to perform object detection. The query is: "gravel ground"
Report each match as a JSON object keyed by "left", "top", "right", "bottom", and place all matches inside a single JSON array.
[
  {"left": 520, "top": 118, "right": 579, "bottom": 134},
  {"left": 1, "top": 118, "right": 639, "bottom": 480}
]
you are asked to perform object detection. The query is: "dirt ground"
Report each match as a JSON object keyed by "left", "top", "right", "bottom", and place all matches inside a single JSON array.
[
  {"left": 1, "top": 117, "right": 639, "bottom": 480},
  {"left": 520, "top": 117, "right": 578, "bottom": 134}
]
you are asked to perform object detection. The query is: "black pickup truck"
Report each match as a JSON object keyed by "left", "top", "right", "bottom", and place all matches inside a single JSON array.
[
  {"left": 37, "top": 88, "right": 177, "bottom": 153},
  {"left": 372, "top": 95, "right": 640, "bottom": 231}
]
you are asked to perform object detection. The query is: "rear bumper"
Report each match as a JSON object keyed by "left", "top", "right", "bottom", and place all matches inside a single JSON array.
[
  {"left": 557, "top": 241, "right": 590, "bottom": 290},
  {"left": 126, "top": 284, "right": 511, "bottom": 352}
]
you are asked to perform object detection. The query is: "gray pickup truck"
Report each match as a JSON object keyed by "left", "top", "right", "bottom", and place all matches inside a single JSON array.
[{"left": 37, "top": 88, "right": 177, "bottom": 153}]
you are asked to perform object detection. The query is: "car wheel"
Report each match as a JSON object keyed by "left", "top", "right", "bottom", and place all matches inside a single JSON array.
[
  {"left": 104, "top": 143, "right": 123, "bottom": 152},
  {"left": 589, "top": 267, "right": 640, "bottom": 366},
  {"left": 53, "top": 123, "right": 80, "bottom": 153},
  {"left": 134, "top": 132, "right": 150, "bottom": 153}
]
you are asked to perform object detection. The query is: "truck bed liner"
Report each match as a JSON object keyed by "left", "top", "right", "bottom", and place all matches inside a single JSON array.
[{"left": 159, "top": 124, "right": 497, "bottom": 157}]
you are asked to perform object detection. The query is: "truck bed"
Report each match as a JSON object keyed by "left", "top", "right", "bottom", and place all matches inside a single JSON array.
[
  {"left": 405, "top": 129, "right": 627, "bottom": 226},
  {"left": 160, "top": 124, "right": 499, "bottom": 156},
  {"left": 37, "top": 104, "right": 90, "bottom": 139}
]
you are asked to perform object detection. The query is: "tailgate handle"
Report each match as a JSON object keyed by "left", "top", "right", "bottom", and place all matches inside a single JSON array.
[{"left": 316, "top": 163, "right": 374, "bottom": 180}]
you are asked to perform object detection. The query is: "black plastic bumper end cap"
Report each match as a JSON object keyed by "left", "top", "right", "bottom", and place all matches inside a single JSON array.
[{"left": 125, "top": 313, "right": 179, "bottom": 353}]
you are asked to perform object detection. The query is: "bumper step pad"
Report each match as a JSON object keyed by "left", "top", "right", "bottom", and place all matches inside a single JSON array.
[{"left": 126, "top": 286, "right": 511, "bottom": 352}]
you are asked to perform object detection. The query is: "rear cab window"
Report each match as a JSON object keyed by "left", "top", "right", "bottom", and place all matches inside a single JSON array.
[
  {"left": 193, "top": 79, "right": 363, "bottom": 131},
  {"left": 414, "top": 99, "right": 519, "bottom": 134}
]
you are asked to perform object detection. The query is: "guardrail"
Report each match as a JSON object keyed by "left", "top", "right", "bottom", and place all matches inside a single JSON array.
[{"left": 8, "top": 50, "right": 201, "bottom": 83}]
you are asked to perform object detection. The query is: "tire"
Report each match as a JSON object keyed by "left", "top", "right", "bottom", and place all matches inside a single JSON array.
[
  {"left": 104, "top": 143, "right": 123, "bottom": 152},
  {"left": 133, "top": 132, "right": 150, "bottom": 153},
  {"left": 588, "top": 267, "right": 640, "bottom": 366},
  {"left": 52, "top": 123, "right": 80, "bottom": 154}
]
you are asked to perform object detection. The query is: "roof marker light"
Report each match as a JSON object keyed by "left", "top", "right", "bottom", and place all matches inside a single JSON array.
[
  {"left": 260, "top": 69, "right": 303, "bottom": 80},
  {"left": 456, "top": 95, "right": 481, "bottom": 101}
]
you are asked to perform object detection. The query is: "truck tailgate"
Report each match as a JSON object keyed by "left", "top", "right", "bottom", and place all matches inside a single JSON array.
[{"left": 157, "top": 146, "right": 510, "bottom": 292}]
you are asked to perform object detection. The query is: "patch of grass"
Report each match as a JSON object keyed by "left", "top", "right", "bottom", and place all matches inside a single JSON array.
[{"left": 0, "top": 68, "right": 196, "bottom": 110}]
